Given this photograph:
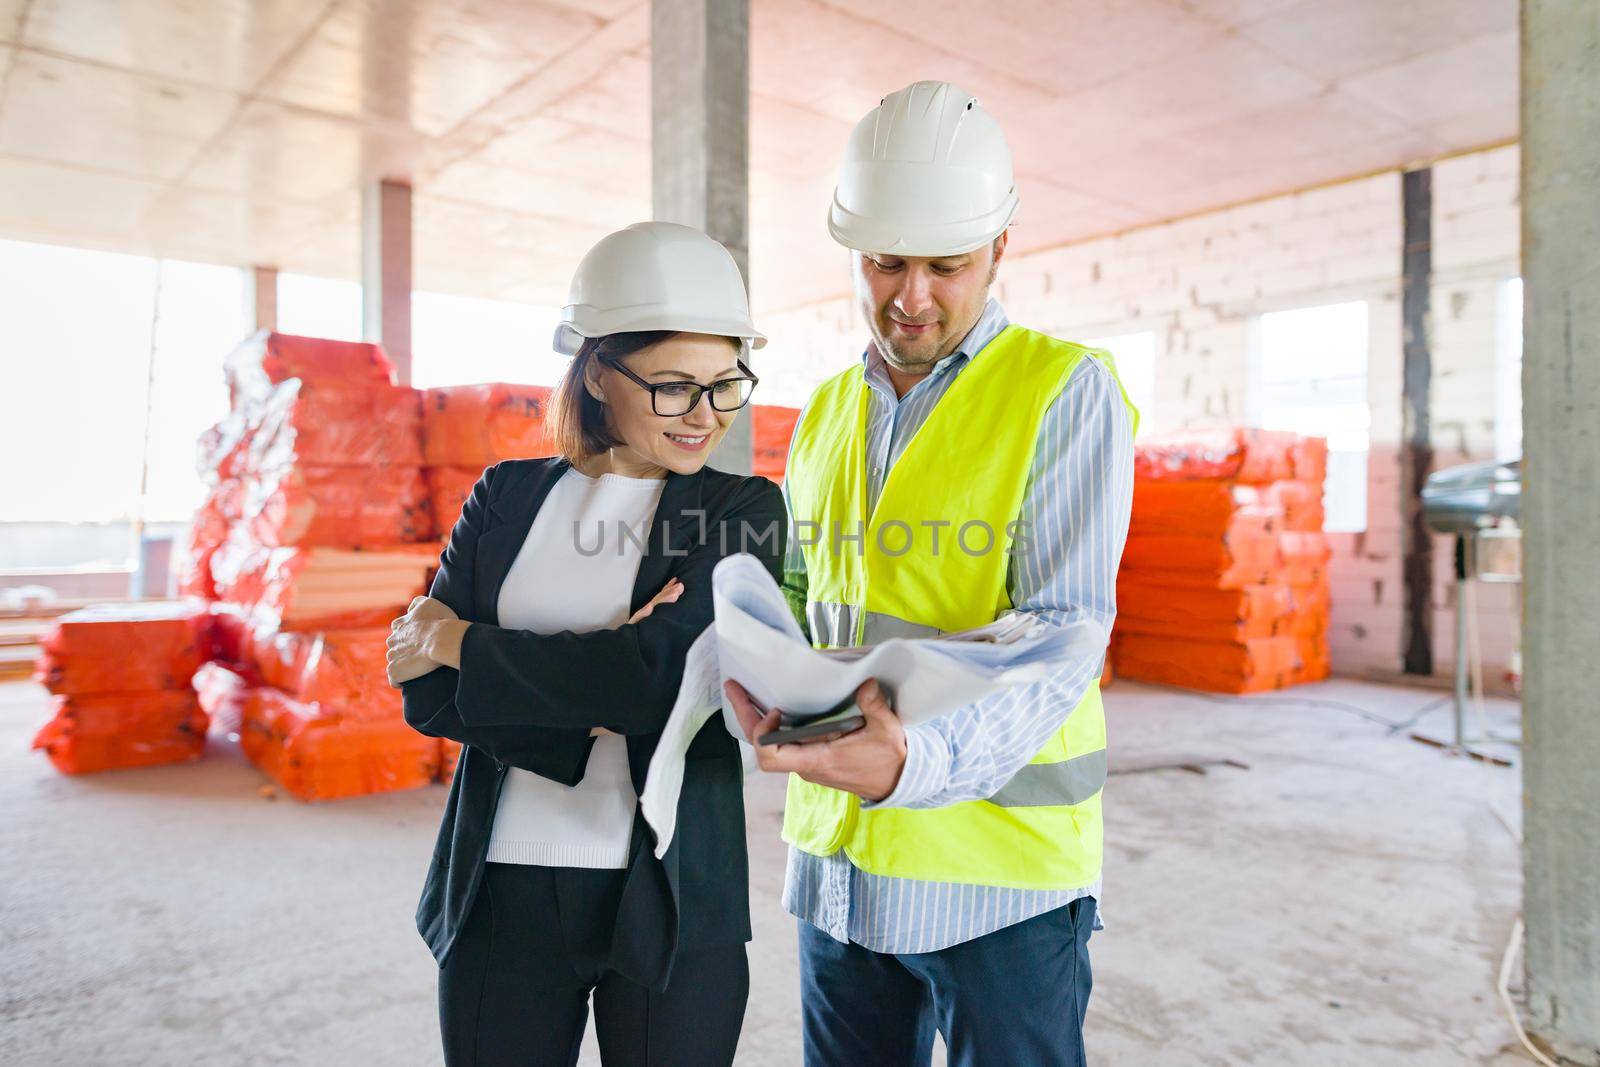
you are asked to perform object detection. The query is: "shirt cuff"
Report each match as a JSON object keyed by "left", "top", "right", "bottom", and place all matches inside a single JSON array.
[{"left": 862, "top": 722, "right": 951, "bottom": 810}]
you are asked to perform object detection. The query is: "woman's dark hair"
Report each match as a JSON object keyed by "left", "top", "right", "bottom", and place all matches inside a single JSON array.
[
  {"left": 548, "top": 331, "right": 676, "bottom": 463},
  {"left": 547, "top": 330, "right": 740, "bottom": 463}
]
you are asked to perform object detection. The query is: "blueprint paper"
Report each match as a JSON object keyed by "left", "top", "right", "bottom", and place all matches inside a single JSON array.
[{"left": 639, "top": 554, "right": 1108, "bottom": 857}]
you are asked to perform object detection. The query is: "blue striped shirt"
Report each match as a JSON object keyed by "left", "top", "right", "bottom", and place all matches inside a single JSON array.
[{"left": 779, "top": 298, "right": 1135, "bottom": 954}]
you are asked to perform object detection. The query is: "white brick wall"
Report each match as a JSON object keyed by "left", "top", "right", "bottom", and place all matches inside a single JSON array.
[{"left": 753, "top": 145, "right": 1523, "bottom": 689}]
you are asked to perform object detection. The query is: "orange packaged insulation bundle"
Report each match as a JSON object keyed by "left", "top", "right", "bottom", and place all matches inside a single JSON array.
[
  {"left": 1113, "top": 428, "right": 1332, "bottom": 693},
  {"left": 239, "top": 687, "right": 438, "bottom": 801},
  {"left": 752, "top": 404, "right": 801, "bottom": 482},
  {"left": 1120, "top": 532, "right": 1279, "bottom": 587},
  {"left": 423, "top": 465, "right": 484, "bottom": 534},
  {"left": 224, "top": 331, "right": 398, "bottom": 404},
  {"left": 210, "top": 529, "right": 440, "bottom": 632},
  {"left": 1112, "top": 633, "right": 1301, "bottom": 694},
  {"left": 34, "top": 602, "right": 211, "bottom": 696},
  {"left": 422, "top": 384, "right": 555, "bottom": 466},
  {"left": 247, "top": 626, "right": 400, "bottom": 717},
  {"left": 246, "top": 378, "right": 423, "bottom": 470},
  {"left": 244, "top": 464, "right": 431, "bottom": 548},
  {"left": 1129, "top": 481, "right": 1278, "bottom": 539},
  {"left": 1116, "top": 582, "right": 1294, "bottom": 643},
  {"left": 32, "top": 691, "right": 208, "bottom": 775},
  {"left": 175, "top": 479, "right": 242, "bottom": 598}
]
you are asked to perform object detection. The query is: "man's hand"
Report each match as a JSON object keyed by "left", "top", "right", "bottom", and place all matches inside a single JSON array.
[
  {"left": 724, "top": 678, "right": 908, "bottom": 803},
  {"left": 386, "top": 596, "right": 461, "bottom": 686}
]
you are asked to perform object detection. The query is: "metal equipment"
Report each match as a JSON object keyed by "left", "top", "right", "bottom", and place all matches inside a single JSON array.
[{"left": 1420, "top": 459, "right": 1522, "bottom": 755}]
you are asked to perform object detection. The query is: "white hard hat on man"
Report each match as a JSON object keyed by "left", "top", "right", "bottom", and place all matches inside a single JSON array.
[{"left": 827, "top": 80, "right": 1019, "bottom": 258}]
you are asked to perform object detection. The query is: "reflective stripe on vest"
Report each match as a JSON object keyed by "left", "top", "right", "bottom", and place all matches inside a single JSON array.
[{"left": 781, "top": 324, "right": 1138, "bottom": 891}]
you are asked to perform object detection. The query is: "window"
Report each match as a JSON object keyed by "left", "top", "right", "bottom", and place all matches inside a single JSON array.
[
  {"left": 413, "top": 291, "right": 565, "bottom": 388},
  {"left": 1082, "top": 331, "right": 1156, "bottom": 434},
  {"left": 0, "top": 241, "right": 240, "bottom": 530},
  {"left": 276, "top": 273, "right": 362, "bottom": 342},
  {"left": 1252, "top": 301, "right": 1370, "bottom": 533},
  {"left": 276, "top": 276, "right": 567, "bottom": 388},
  {"left": 1495, "top": 278, "right": 1522, "bottom": 464}
]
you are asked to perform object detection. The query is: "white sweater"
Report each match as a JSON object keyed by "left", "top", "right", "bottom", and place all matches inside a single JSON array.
[{"left": 483, "top": 467, "right": 666, "bottom": 869}]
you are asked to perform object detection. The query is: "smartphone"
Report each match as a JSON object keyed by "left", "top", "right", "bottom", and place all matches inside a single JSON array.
[{"left": 758, "top": 710, "right": 865, "bottom": 746}]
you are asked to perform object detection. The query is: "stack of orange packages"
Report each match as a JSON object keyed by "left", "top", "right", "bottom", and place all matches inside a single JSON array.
[
  {"left": 1112, "top": 428, "right": 1332, "bottom": 693},
  {"left": 751, "top": 404, "right": 801, "bottom": 483},
  {"left": 420, "top": 383, "right": 557, "bottom": 532},
  {"left": 31, "top": 602, "right": 213, "bottom": 774},
  {"left": 169, "top": 332, "right": 449, "bottom": 799},
  {"left": 194, "top": 623, "right": 439, "bottom": 801}
]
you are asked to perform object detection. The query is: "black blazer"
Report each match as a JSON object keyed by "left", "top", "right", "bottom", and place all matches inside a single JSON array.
[{"left": 401, "top": 456, "right": 786, "bottom": 990}]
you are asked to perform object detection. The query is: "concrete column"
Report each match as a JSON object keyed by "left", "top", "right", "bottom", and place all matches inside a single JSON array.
[
  {"left": 651, "top": 0, "right": 752, "bottom": 475},
  {"left": 245, "top": 266, "right": 278, "bottom": 332},
  {"left": 1399, "top": 168, "right": 1434, "bottom": 677},
  {"left": 1520, "top": 2, "right": 1600, "bottom": 1063},
  {"left": 362, "top": 178, "right": 413, "bottom": 385}
]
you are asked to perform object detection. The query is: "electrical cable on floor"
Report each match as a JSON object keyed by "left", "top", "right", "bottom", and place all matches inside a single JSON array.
[
  {"left": 1180, "top": 688, "right": 1453, "bottom": 734},
  {"left": 1486, "top": 804, "right": 1560, "bottom": 1067}
]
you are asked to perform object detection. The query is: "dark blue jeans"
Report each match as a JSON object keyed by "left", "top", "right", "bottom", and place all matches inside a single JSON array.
[{"left": 798, "top": 896, "right": 1096, "bottom": 1067}]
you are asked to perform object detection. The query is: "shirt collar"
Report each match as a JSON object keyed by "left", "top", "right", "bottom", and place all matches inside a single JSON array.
[{"left": 861, "top": 298, "right": 1011, "bottom": 385}]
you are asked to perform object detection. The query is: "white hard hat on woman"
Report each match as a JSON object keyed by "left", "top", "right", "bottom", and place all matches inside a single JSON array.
[
  {"left": 827, "top": 80, "right": 1019, "bottom": 257},
  {"left": 553, "top": 221, "right": 766, "bottom": 355}
]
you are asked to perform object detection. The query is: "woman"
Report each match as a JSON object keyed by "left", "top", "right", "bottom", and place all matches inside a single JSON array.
[{"left": 386, "top": 221, "right": 784, "bottom": 1066}]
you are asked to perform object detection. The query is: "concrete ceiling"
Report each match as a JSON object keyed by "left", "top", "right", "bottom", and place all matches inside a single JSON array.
[{"left": 0, "top": 0, "right": 1518, "bottom": 316}]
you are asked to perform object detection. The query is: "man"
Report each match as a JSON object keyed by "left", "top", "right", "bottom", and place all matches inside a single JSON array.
[{"left": 725, "top": 81, "right": 1137, "bottom": 1066}]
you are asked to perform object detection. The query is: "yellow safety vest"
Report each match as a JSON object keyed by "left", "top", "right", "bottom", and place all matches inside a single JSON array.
[{"left": 782, "top": 324, "right": 1137, "bottom": 890}]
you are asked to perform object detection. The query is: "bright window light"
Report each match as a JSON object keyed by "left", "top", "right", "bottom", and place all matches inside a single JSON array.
[
  {"left": 1082, "top": 331, "right": 1156, "bottom": 433},
  {"left": 1254, "top": 300, "right": 1370, "bottom": 533},
  {"left": 413, "top": 291, "right": 566, "bottom": 388},
  {"left": 275, "top": 276, "right": 568, "bottom": 388},
  {"left": 276, "top": 273, "right": 362, "bottom": 342}
]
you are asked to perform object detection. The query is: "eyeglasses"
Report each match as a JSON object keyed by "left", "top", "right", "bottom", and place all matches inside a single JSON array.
[{"left": 598, "top": 356, "right": 759, "bottom": 416}]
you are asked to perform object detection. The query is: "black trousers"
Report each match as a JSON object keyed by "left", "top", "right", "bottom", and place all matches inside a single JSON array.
[{"left": 439, "top": 862, "right": 748, "bottom": 1067}]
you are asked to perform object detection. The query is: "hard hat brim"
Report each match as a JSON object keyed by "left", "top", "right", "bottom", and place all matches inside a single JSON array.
[
  {"left": 827, "top": 192, "right": 1019, "bottom": 257},
  {"left": 553, "top": 312, "right": 768, "bottom": 357}
]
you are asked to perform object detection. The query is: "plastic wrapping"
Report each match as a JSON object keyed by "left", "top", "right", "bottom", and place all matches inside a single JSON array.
[
  {"left": 422, "top": 384, "right": 555, "bottom": 466},
  {"left": 210, "top": 529, "right": 437, "bottom": 632},
  {"left": 224, "top": 331, "right": 397, "bottom": 404},
  {"left": 34, "top": 601, "right": 212, "bottom": 695},
  {"left": 1260, "top": 479, "right": 1325, "bottom": 532},
  {"left": 1277, "top": 532, "right": 1331, "bottom": 586},
  {"left": 1130, "top": 481, "right": 1278, "bottom": 538},
  {"left": 247, "top": 379, "right": 423, "bottom": 471},
  {"left": 1134, "top": 428, "right": 1302, "bottom": 484},
  {"left": 193, "top": 661, "right": 253, "bottom": 737},
  {"left": 1113, "top": 633, "right": 1301, "bottom": 694},
  {"left": 1116, "top": 582, "right": 1295, "bottom": 642},
  {"left": 1116, "top": 428, "right": 1332, "bottom": 692},
  {"left": 175, "top": 479, "right": 242, "bottom": 599},
  {"left": 240, "top": 686, "right": 438, "bottom": 801},
  {"left": 423, "top": 465, "right": 484, "bottom": 535},
  {"left": 206, "top": 602, "right": 255, "bottom": 667},
  {"left": 32, "top": 691, "right": 208, "bottom": 774},
  {"left": 248, "top": 626, "right": 400, "bottom": 718},
  {"left": 244, "top": 464, "right": 431, "bottom": 547},
  {"left": 1121, "top": 533, "right": 1280, "bottom": 586},
  {"left": 752, "top": 404, "right": 801, "bottom": 483}
]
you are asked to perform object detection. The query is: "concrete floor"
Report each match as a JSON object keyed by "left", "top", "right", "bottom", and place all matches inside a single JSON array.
[{"left": 0, "top": 678, "right": 1538, "bottom": 1066}]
